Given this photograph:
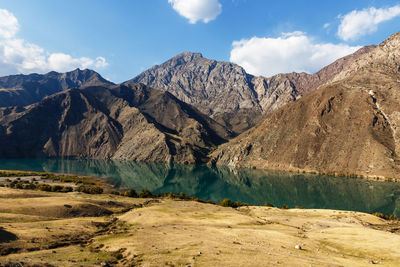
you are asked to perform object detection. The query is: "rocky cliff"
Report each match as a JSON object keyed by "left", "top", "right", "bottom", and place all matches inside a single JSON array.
[
  {"left": 130, "top": 48, "right": 373, "bottom": 133},
  {"left": 0, "top": 83, "right": 232, "bottom": 163},
  {"left": 211, "top": 32, "right": 400, "bottom": 179}
]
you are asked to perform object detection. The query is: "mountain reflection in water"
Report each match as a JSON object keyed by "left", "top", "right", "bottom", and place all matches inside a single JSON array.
[{"left": 0, "top": 158, "right": 399, "bottom": 215}]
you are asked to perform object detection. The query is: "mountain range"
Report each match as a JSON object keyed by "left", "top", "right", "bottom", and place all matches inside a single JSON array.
[
  {"left": 0, "top": 68, "right": 113, "bottom": 107},
  {"left": 130, "top": 46, "right": 374, "bottom": 133},
  {"left": 0, "top": 32, "right": 399, "bottom": 178}
]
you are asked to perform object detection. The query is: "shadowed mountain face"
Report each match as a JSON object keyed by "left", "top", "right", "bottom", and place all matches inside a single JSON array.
[
  {"left": 130, "top": 48, "right": 374, "bottom": 133},
  {"left": 0, "top": 83, "right": 232, "bottom": 163},
  {"left": 212, "top": 32, "right": 400, "bottom": 179},
  {"left": 0, "top": 69, "right": 113, "bottom": 107}
]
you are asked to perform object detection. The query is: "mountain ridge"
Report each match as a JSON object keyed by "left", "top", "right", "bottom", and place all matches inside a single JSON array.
[
  {"left": 0, "top": 68, "right": 113, "bottom": 107},
  {"left": 211, "top": 32, "right": 400, "bottom": 179},
  {"left": 130, "top": 47, "right": 374, "bottom": 133},
  {"left": 0, "top": 83, "right": 232, "bottom": 164}
]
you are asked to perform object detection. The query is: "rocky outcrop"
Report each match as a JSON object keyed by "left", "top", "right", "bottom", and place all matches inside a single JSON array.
[
  {"left": 211, "top": 32, "right": 400, "bottom": 179},
  {"left": 0, "top": 68, "right": 113, "bottom": 107},
  {"left": 0, "top": 83, "right": 232, "bottom": 164},
  {"left": 130, "top": 48, "right": 373, "bottom": 133}
]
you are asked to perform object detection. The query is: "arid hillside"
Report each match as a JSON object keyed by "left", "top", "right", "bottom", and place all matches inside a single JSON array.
[
  {"left": 0, "top": 83, "right": 232, "bottom": 163},
  {"left": 211, "top": 32, "right": 400, "bottom": 179}
]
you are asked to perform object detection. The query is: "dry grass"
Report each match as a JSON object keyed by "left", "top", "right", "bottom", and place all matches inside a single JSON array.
[{"left": 0, "top": 187, "right": 399, "bottom": 266}]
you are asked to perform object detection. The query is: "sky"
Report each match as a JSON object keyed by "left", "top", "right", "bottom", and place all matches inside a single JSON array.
[{"left": 0, "top": 0, "right": 399, "bottom": 82}]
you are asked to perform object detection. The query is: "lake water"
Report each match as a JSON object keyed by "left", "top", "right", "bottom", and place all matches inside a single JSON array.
[{"left": 0, "top": 158, "right": 399, "bottom": 215}]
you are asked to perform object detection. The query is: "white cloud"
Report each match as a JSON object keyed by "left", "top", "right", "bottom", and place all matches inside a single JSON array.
[
  {"left": 0, "top": 9, "right": 19, "bottom": 39},
  {"left": 338, "top": 5, "right": 400, "bottom": 41},
  {"left": 94, "top": 56, "right": 108, "bottom": 68},
  {"left": 0, "top": 9, "right": 108, "bottom": 76},
  {"left": 168, "top": 0, "right": 222, "bottom": 24},
  {"left": 230, "top": 32, "right": 361, "bottom": 77}
]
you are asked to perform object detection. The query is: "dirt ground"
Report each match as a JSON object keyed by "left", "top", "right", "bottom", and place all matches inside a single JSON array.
[{"left": 0, "top": 187, "right": 399, "bottom": 266}]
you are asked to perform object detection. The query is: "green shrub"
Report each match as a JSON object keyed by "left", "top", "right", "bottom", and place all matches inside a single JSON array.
[
  {"left": 75, "top": 185, "right": 103, "bottom": 194},
  {"left": 281, "top": 205, "right": 289, "bottom": 209},
  {"left": 110, "top": 191, "right": 120, "bottom": 195},
  {"left": 51, "top": 185, "right": 64, "bottom": 192},
  {"left": 265, "top": 202, "right": 274, "bottom": 207},
  {"left": 124, "top": 189, "right": 138, "bottom": 198},
  {"left": 37, "top": 184, "right": 52, "bottom": 192},
  {"left": 61, "top": 186, "right": 73, "bottom": 192},
  {"left": 23, "top": 183, "right": 36, "bottom": 190},
  {"left": 219, "top": 199, "right": 243, "bottom": 208},
  {"left": 139, "top": 189, "right": 153, "bottom": 198}
]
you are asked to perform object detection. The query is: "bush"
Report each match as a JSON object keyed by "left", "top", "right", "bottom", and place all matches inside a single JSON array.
[
  {"left": 51, "top": 185, "right": 64, "bottom": 192},
  {"left": 178, "top": 192, "right": 187, "bottom": 200},
  {"left": 110, "top": 191, "right": 120, "bottom": 195},
  {"left": 139, "top": 189, "right": 153, "bottom": 198},
  {"left": 23, "top": 183, "right": 37, "bottom": 190},
  {"left": 124, "top": 189, "right": 138, "bottom": 198},
  {"left": 37, "top": 184, "right": 52, "bottom": 192},
  {"left": 281, "top": 205, "right": 289, "bottom": 209},
  {"left": 219, "top": 199, "right": 242, "bottom": 208},
  {"left": 61, "top": 186, "right": 73, "bottom": 192},
  {"left": 373, "top": 212, "right": 398, "bottom": 220},
  {"left": 75, "top": 185, "right": 103, "bottom": 194},
  {"left": 265, "top": 202, "right": 274, "bottom": 207}
]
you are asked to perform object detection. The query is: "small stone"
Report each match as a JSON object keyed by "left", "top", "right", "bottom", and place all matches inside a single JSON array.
[
  {"left": 295, "top": 244, "right": 302, "bottom": 250},
  {"left": 366, "top": 259, "right": 376, "bottom": 264}
]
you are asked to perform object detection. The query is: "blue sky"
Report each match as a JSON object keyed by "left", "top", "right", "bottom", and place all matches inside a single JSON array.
[{"left": 0, "top": 0, "right": 399, "bottom": 82}]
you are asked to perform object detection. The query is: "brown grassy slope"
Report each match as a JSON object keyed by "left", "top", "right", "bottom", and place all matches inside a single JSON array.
[
  {"left": 1, "top": 187, "right": 400, "bottom": 266},
  {"left": 211, "top": 32, "right": 400, "bottom": 179}
]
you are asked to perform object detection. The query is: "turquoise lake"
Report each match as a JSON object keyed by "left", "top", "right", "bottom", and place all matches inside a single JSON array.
[{"left": 0, "top": 158, "right": 399, "bottom": 215}]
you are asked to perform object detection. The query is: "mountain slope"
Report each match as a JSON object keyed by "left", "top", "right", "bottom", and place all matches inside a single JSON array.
[
  {"left": 0, "top": 83, "right": 232, "bottom": 163},
  {"left": 130, "top": 48, "right": 374, "bottom": 133},
  {"left": 211, "top": 32, "right": 400, "bottom": 179},
  {"left": 0, "top": 69, "right": 113, "bottom": 107}
]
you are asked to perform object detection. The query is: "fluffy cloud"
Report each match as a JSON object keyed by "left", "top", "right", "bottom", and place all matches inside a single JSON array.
[
  {"left": 0, "top": 9, "right": 19, "bottom": 39},
  {"left": 168, "top": 0, "right": 222, "bottom": 24},
  {"left": 230, "top": 32, "right": 361, "bottom": 77},
  {"left": 338, "top": 5, "right": 400, "bottom": 41},
  {"left": 0, "top": 9, "right": 108, "bottom": 76}
]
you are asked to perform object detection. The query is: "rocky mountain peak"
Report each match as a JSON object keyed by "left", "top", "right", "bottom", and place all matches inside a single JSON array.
[{"left": 173, "top": 52, "right": 203, "bottom": 62}]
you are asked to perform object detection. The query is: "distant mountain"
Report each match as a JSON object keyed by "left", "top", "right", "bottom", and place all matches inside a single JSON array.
[
  {"left": 129, "top": 48, "right": 374, "bottom": 133},
  {"left": 211, "top": 32, "right": 400, "bottom": 179},
  {"left": 0, "top": 69, "right": 113, "bottom": 107},
  {"left": 0, "top": 83, "right": 232, "bottom": 164}
]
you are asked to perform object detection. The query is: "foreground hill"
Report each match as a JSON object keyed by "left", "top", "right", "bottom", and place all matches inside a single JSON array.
[
  {"left": 0, "top": 68, "right": 113, "bottom": 107},
  {"left": 0, "top": 83, "right": 232, "bottom": 163},
  {"left": 211, "top": 32, "right": 400, "bottom": 179},
  {"left": 130, "top": 48, "right": 373, "bottom": 133},
  {"left": 0, "top": 186, "right": 399, "bottom": 266}
]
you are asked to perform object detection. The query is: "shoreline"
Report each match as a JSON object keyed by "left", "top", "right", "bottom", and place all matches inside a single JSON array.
[{"left": 0, "top": 169, "right": 399, "bottom": 219}]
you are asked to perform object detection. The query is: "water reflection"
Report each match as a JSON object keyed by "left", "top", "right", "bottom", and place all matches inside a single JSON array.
[{"left": 0, "top": 158, "right": 399, "bottom": 215}]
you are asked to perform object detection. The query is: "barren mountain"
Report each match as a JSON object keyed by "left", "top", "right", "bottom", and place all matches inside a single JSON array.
[
  {"left": 130, "top": 48, "right": 374, "bottom": 133},
  {"left": 0, "top": 68, "right": 113, "bottom": 107},
  {"left": 0, "top": 83, "right": 232, "bottom": 163},
  {"left": 211, "top": 32, "right": 400, "bottom": 179}
]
